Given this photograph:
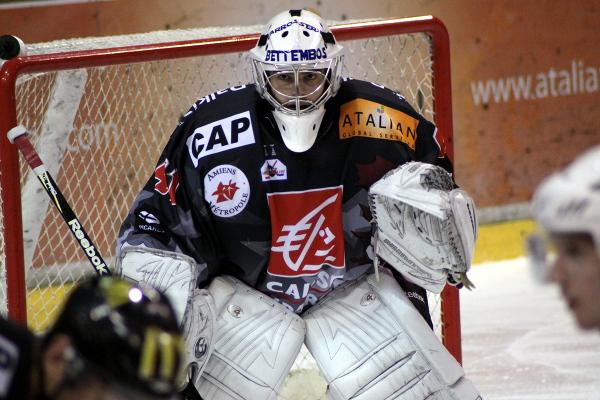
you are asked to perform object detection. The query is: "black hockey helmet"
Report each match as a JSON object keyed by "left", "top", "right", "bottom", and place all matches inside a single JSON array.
[{"left": 44, "top": 276, "right": 185, "bottom": 398}]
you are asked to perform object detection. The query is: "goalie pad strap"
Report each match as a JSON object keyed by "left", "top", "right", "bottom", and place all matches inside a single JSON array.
[
  {"left": 196, "top": 276, "right": 305, "bottom": 400},
  {"left": 183, "top": 288, "right": 216, "bottom": 391},
  {"left": 303, "top": 268, "right": 481, "bottom": 400}
]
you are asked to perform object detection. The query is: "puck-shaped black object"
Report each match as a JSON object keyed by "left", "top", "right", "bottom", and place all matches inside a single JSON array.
[{"left": 0, "top": 35, "right": 23, "bottom": 60}]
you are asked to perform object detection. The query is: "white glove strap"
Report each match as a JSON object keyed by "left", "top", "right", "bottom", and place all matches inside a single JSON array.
[
  {"left": 183, "top": 288, "right": 216, "bottom": 391},
  {"left": 449, "top": 188, "right": 478, "bottom": 268}
]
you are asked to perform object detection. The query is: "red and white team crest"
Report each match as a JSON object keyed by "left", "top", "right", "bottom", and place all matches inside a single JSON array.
[
  {"left": 267, "top": 186, "right": 345, "bottom": 277},
  {"left": 203, "top": 164, "right": 250, "bottom": 217}
]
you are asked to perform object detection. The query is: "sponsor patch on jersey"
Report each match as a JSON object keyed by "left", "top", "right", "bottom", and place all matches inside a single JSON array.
[
  {"left": 261, "top": 159, "right": 287, "bottom": 182},
  {"left": 187, "top": 111, "right": 255, "bottom": 167},
  {"left": 135, "top": 210, "right": 165, "bottom": 234},
  {"left": 204, "top": 164, "right": 250, "bottom": 217},
  {"left": 267, "top": 186, "right": 345, "bottom": 277},
  {"left": 338, "top": 98, "right": 419, "bottom": 150}
]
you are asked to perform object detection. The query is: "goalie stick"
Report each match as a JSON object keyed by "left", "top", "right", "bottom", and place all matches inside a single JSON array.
[{"left": 7, "top": 125, "right": 111, "bottom": 276}]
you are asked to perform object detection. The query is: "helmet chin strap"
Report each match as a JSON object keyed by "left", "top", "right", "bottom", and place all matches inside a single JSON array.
[{"left": 272, "top": 107, "right": 326, "bottom": 152}]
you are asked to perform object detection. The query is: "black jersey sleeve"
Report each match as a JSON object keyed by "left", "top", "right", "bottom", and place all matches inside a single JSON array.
[
  {"left": 414, "top": 116, "right": 454, "bottom": 175},
  {"left": 116, "top": 103, "right": 221, "bottom": 276},
  {"left": 116, "top": 84, "right": 260, "bottom": 281}
]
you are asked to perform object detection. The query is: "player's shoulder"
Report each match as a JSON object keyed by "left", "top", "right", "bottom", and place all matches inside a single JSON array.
[
  {"left": 336, "top": 77, "right": 421, "bottom": 118},
  {"left": 175, "top": 84, "right": 262, "bottom": 166},
  {"left": 181, "top": 84, "right": 260, "bottom": 124}
]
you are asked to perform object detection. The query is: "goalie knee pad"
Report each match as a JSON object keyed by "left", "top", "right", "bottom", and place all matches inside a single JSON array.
[
  {"left": 196, "top": 276, "right": 305, "bottom": 400},
  {"left": 303, "top": 269, "right": 481, "bottom": 400}
]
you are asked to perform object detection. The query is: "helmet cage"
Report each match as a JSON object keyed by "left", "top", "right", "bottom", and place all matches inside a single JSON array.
[{"left": 251, "top": 56, "right": 342, "bottom": 115}]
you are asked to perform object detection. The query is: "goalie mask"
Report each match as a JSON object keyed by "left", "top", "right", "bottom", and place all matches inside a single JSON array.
[
  {"left": 44, "top": 276, "right": 185, "bottom": 399},
  {"left": 529, "top": 145, "right": 600, "bottom": 278},
  {"left": 249, "top": 9, "right": 344, "bottom": 152}
]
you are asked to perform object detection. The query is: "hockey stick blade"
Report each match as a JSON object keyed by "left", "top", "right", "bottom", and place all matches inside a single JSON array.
[{"left": 7, "top": 125, "right": 111, "bottom": 276}]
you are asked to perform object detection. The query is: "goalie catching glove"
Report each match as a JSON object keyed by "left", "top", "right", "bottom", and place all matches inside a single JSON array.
[{"left": 368, "top": 162, "right": 478, "bottom": 293}]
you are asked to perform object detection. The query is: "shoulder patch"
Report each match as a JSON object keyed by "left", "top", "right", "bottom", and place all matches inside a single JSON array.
[
  {"left": 338, "top": 98, "right": 419, "bottom": 149},
  {"left": 187, "top": 111, "right": 255, "bottom": 166}
]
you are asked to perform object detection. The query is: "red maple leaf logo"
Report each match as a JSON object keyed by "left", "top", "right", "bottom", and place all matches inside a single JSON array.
[{"left": 212, "top": 180, "right": 239, "bottom": 203}]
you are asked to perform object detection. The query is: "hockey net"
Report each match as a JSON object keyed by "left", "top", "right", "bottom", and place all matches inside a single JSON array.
[{"left": 0, "top": 16, "right": 458, "bottom": 396}]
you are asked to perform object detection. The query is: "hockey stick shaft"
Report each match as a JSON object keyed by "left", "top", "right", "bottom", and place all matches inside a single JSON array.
[{"left": 7, "top": 126, "right": 110, "bottom": 276}]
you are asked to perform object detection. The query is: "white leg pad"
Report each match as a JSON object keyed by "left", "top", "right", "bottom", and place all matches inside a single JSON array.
[
  {"left": 304, "top": 269, "right": 481, "bottom": 400},
  {"left": 196, "top": 276, "right": 306, "bottom": 400}
]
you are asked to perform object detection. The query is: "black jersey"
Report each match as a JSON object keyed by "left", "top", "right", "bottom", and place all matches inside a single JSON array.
[
  {"left": 117, "top": 78, "right": 451, "bottom": 313},
  {"left": 0, "top": 318, "right": 35, "bottom": 399}
]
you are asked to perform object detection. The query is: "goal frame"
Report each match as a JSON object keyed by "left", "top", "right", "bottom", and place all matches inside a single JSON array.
[{"left": 0, "top": 15, "right": 461, "bottom": 361}]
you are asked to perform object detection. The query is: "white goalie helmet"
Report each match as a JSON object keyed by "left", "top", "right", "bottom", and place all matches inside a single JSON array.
[
  {"left": 249, "top": 9, "right": 344, "bottom": 152},
  {"left": 531, "top": 145, "right": 600, "bottom": 255}
]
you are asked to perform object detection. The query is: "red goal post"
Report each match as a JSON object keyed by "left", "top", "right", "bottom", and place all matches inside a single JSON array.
[{"left": 0, "top": 16, "right": 460, "bottom": 361}]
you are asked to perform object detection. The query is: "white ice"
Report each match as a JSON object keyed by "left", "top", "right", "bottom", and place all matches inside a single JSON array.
[{"left": 462, "top": 258, "right": 600, "bottom": 400}]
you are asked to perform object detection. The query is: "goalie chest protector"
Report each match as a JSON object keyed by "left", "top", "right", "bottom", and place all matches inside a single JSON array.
[{"left": 125, "top": 79, "right": 448, "bottom": 313}]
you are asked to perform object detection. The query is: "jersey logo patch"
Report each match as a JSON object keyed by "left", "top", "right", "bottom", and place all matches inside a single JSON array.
[
  {"left": 261, "top": 159, "right": 288, "bottom": 182},
  {"left": 204, "top": 164, "right": 250, "bottom": 217},
  {"left": 154, "top": 159, "right": 179, "bottom": 205},
  {"left": 135, "top": 210, "right": 165, "bottom": 234},
  {"left": 267, "top": 186, "right": 345, "bottom": 277},
  {"left": 338, "top": 98, "right": 419, "bottom": 149},
  {"left": 187, "top": 111, "right": 255, "bottom": 166}
]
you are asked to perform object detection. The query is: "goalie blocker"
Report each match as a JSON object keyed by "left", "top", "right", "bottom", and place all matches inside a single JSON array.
[{"left": 368, "top": 162, "right": 478, "bottom": 293}]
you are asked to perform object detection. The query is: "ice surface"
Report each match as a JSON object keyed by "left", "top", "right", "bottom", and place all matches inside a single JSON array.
[{"left": 462, "top": 258, "right": 600, "bottom": 400}]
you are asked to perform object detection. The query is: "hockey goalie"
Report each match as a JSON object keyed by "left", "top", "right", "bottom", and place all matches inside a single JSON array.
[{"left": 115, "top": 9, "right": 482, "bottom": 400}]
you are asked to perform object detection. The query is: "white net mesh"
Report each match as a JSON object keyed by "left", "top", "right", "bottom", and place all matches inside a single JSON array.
[{"left": 1, "top": 20, "right": 450, "bottom": 399}]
